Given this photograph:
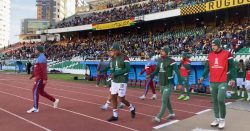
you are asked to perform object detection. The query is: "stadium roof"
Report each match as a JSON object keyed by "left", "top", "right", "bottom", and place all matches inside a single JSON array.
[
  {"left": 76, "top": 0, "right": 122, "bottom": 13},
  {"left": 78, "top": 0, "right": 120, "bottom": 6}
]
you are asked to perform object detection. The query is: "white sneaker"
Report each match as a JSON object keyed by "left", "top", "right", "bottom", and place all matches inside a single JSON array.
[
  {"left": 53, "top": 99, "right": 59, "bottom": 108},
  {"left": 152, "top": 117, "right": 161, "bottom": 123},
  {"left": 27, "top": 107, "right": 39, "bottom": 113},
  {"left": 139, "top": 95, "right": 146, "bottom": 100},
  {"left": 210, "top": 118, "right": 220, "bottom": 127},
  {"left": 100, "top": 104, "right": 108, "bottom": 110},
  {"left": 150, "top": 94, "right": 157, "bottom": 100},
  {"left": 247, "top": 97, "right": 250, "bottom": 101},
  {"left": 218, "top": 119, "right": 225, "bottom": 129},
  {"left": 166, "top": 113, "right": 175, "bottom": 120},
  {"left": 247, "top": 93, "right": 250, "bottom": 101}
]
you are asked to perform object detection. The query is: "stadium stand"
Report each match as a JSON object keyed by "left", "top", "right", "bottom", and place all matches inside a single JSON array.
[
  {"left": 0, "top": 0, "right": 249, "bottom": 71},
  {"left": 56, "top": 0, "right": 214, "bottom": 28},
  {"left": 1, "top": 20, "right": 249, "bottom": 62}
]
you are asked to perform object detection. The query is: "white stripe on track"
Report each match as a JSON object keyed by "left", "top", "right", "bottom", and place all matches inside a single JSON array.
[
  {"left": 0, "top": 107, "right": 52, "bottom": 131},
  {"left": 0, "top": 90, "right": 139, "bottom": 131}
]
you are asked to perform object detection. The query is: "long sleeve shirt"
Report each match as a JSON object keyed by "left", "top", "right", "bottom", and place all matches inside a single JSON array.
[
  {"left": 236, "top": 64, "right": 246, "bottom": 80},
  {"left": 30, "top": 53, "right": 48, "bottom": 81},
  {"left": 110, "top": 55, "right": 130, "bottom": 83},
  {"left": 140, "top": 59, "right": 156, "bottom": 75},
  {"left": 150, "top": 56, "right": 182, "bottom": 86}
]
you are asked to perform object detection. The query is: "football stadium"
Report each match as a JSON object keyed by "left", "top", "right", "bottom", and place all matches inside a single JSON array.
[{"left": 0, "top": 0, "right": 250, "bottom": 130}]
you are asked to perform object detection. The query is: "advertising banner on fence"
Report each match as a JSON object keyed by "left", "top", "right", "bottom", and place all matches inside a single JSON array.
[
  {"left": 92, "top": 19, "right": 135, "bottom": 30},
  {"left": 181, "top": 0, "right": 250, "bottom": 15},
  {"left": 206, "top": 0, "right": 250, "bottom": 11}
]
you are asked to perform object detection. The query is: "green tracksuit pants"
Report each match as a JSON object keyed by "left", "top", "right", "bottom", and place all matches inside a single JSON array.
[
  {"left": 156, "top": 85, "right": 174, "bottom": 119},
  {"left": 180, "top": 76, "right": 190, "bottom": 96},
  {"left": 210, "top": 82, "right": 228, "bottom": 119}
]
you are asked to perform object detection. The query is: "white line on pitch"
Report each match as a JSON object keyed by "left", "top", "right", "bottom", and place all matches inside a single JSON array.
[
  {"left": 0, "top": 82, "right": 155, "bottom": 118},
  {"left": 153, "top": 120, "right": 180, "bottom": 130},
  {"left": 195, "top": 109, "right": 211, "bottom": 115},
  {"left": 226, "top": 102, "right": 232, "bottom": 105},
  {"left": 0, "top": 90, "right": 139, "bottom": 131},
  {"left": 0, "top": 107, "right": 52, "bottom": 131}
]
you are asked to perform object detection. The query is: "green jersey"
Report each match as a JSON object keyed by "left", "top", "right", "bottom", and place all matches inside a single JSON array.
[
  {"left": 150, "top": 57, "right": 182, "bottom": 86},
  {"left": 110, "top": 55, "right": 130, "bottom": 83},
  {"left": 236, "top": 65, "right": 246, "bottom": 79}
]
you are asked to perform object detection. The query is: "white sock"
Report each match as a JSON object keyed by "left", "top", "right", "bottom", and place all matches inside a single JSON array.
[
  {"left": 129, "top": 104, "right": 134, "bottom": 112},
  {"left": 242, "top": 91, "right": 245, "bottom": 97},
  {"left": 184, "top": 88, "right": 187, "bottom": 92},
  {"left": 174, "top": 86, "right": 176, "bottom": 90},
  {"left": 120, "top": 102, "right": 125, "bottom": 106},
  {"left": 105, "top": 101, "right": 111, "bottom": 107},
  {"left": 220, "top": 118, "right": 225, "bottom": 121},
  {"left": 113, "top": 109, "right": 118, "bottom": 117}
]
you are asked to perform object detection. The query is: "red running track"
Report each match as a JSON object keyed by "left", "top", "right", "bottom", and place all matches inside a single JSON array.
[{"left": 0, "top": 73, "right": 213, "bottom": 131}]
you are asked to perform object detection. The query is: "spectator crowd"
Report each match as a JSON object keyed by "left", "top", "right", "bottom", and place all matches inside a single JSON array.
[
  {"left": 1, "top": 20, "right": 249, "bottom": 61},
  {"left": 56, "top": 0, "right": 212, "bottom": 28}
]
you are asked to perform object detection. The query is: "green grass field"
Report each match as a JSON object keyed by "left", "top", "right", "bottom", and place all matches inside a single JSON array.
[
  {"left": 48, "top": 73, "right": 82, "bottom": 81},
  {"left": 47, "top": 73, "right": 97, "bottom": 85},
  {"left": 0, "top": 70, "right": 16, "bottom": 72}
]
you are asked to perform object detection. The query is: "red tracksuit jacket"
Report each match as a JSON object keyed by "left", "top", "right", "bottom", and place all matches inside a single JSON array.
[
  {"left": 140, "top": 60, "right": 156, "bottom": 75},
  {"left": 30, "top": 53, "right": 48, "bottom": 81}
]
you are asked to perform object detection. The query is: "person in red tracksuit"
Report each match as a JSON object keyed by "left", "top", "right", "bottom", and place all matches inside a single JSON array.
[
  {"left": 27, "top": 46, "right": 59, "bottom": 113},
  {"left": 96, "top": 59, "right": 108, "bottom": 87},
  {"left": 139, "top": 53, "right": 157, "bottom": 100}
]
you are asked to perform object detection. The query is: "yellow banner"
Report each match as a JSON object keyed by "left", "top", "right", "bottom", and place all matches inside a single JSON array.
[
  {"left": 93, "top": 19, "right": 134, "bottom": 30},
  {"left": 206, "top": 0, "right": 250, "bottom": 11}
]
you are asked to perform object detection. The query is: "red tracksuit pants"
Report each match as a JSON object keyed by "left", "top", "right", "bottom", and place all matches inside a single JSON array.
[
  {"left": 33, "top": 79, "right": 55, "bottom": 109},
  {"left": 144, "top": 79, "right": 156, "bottom": 95}
]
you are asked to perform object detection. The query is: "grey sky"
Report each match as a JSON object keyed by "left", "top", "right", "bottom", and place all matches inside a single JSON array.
[{"left": 10, "top": 0, "right": 36, "bottom": 44}]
